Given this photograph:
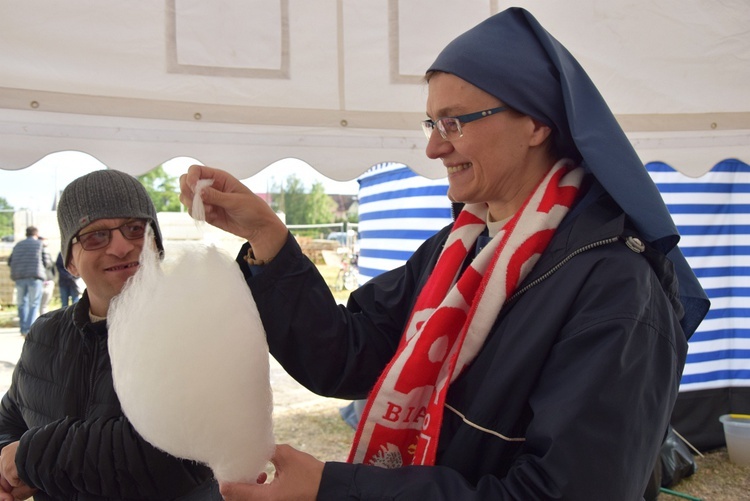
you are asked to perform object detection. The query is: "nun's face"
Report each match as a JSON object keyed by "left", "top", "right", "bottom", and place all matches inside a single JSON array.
[{"left": 425, "top": 72, "right": 553, "bottom": 221}]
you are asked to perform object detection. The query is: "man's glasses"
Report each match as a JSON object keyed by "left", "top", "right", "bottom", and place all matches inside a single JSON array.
[
  {"left": 72, "top": 219, "right": 149, "bottom": 251},
  {"left": 422, "top": 106, "right": 508, "bottom": 140}
]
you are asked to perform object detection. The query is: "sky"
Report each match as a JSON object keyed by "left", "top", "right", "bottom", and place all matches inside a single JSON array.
[{"left": 0, "top": 151, "right": 359, "bottom": 211}]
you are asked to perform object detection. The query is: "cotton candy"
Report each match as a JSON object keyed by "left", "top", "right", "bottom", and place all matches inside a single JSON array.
[{"left": 108, "top": 183, "right": 273, "bottom": 482}]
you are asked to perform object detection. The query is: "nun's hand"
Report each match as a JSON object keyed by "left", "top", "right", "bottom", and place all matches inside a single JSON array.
[
  {"left": 179, "top": 164, "right": 288, "bottom": 260},
  {"left": 220, "top": 444, "right": 323, "bottom": 501}
]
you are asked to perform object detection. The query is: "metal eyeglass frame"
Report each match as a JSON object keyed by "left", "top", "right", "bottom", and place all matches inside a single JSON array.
[
  {"left": 71, "top": 219, "right": 149, "bottom": 251},
  {"left": 421, "top": 106, "right": 508, "bottom": 140}
]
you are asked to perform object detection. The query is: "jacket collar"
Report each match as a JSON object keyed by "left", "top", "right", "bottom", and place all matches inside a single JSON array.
[
  {"left": 71, "top": 290, "right": 108, "bottom": 337},
  {"left": 515, "top": 184, "right": 685, "bottom": 324}
]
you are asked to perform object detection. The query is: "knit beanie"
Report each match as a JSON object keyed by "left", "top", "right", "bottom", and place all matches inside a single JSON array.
[{"left": 57, "top": 169, "right": 163, "bottom": 265}]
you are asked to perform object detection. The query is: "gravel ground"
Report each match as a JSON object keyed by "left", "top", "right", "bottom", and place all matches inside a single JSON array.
[{"left": 669, "top": 447, "right": 750, "bottom": 501}]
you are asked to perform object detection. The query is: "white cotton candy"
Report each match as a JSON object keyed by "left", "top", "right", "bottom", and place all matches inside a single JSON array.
[{"left": 108, "top": 194, "right": 274, "bottom": 483}]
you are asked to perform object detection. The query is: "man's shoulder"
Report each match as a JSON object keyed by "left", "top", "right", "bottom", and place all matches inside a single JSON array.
[{"left": 29, "top": 307, "right": 79, "bottom": 342}]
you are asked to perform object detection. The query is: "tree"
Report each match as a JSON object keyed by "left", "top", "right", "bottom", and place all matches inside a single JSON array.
[
  {"left": 137, "top": 166, "right": 181, "bottom": 212},
  {"left": 270, "top": 174, "right": 349, "bottom": 228},
  {"left": 304, "top": 181, "right": 336, "bottom": 225},
  {"left": 274, "top": 174, "right": 307, "bottom": 225},
  {"left": 0, "top": 197, "right": 13, "bottom": 240}
]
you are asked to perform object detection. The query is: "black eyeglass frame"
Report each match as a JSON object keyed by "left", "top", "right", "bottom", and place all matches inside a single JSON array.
[
  {"left": 422, "top": 106, "right": 508, "bottom": 140},
  {"left": 71, "top": 219, "right": 150, "bottom": 251}
]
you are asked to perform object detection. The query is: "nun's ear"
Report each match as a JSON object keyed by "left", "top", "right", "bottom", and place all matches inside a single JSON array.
[{"left": 529, "top": 118, "right": 552, "bottom": 147}]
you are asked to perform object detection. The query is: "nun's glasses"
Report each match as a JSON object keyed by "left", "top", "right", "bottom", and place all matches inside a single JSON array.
[{"left": 421, "top": 106, "right": 508, "bottom": 140}]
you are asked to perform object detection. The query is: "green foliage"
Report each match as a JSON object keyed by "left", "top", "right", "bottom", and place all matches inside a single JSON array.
[
  {"left": 271, "top": 175, "right": 338, "bottom": 226},
  {"left": 137, "top": 165, "right": 182, "bottom": 212},
  {"left": 0, "top": 196, "right": 14, "bottom": 239},
  {"left": 305, "top": 181, "right": 336, "bottom": 225},
  {"left": 275, "top": 174, "right": 307, "bottom": 225}
]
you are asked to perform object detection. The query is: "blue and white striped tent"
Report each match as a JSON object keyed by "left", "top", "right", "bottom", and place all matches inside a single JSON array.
[
  {"left": 647, "top": 158, "right": 750, "bottom": 449},
  {"left": 357, "top": 163, "right": 452, "bottom": 284}
]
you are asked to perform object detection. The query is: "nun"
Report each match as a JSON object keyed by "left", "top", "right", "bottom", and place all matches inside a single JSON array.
[{"left": 181, "top": 7, "right": 709, "bottom": 500}]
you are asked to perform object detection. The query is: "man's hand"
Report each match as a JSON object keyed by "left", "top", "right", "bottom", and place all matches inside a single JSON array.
[
  {"left": 0, "top": 475, "right": 13, "bottom": 501},
  {"left": 0, "top": 442, "right": 38, "bottom": 500}
]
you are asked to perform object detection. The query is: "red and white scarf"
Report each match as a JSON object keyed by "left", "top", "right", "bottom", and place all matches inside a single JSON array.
[{"left": 348, "top": 160, "right": 584, "bottom": 467}]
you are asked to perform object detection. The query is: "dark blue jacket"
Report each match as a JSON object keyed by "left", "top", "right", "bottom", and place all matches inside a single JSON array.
[
  {"left": 55, "top": 252, "right": 79, "bottom": 291},
  {"left": 239, "top": 191, "right": 687, "bottom": 500}
]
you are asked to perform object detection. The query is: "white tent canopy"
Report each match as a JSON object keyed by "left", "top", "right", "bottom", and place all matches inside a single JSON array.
[{"left": 1, "top": 0, "right": 748, "bottom": 180}]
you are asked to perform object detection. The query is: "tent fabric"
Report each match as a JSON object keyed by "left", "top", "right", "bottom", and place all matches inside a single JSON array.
[
  {"left": 356, "top": 163, "right": 451, "bottom": 283},
  {"left": 1, "top": 1, "right": 749, "bottom": 181},
  {"left": 646, "top": 158, "right": 750, "bottom": 450}
]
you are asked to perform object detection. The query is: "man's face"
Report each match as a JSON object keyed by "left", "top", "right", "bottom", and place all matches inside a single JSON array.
[{"left": 66, "top": 218, "right": 147, "bottom": 317}]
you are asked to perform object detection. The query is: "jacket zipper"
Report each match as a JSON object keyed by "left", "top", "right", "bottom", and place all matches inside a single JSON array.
[
  {"left": 505, "top": 236, "right": 621, "bottom": 305},
  {"left": 84, "top": 335, "right": 98, "bottom": 419},
  {"left": 71, "top": 336, "right": 98, "bottom": 501}
]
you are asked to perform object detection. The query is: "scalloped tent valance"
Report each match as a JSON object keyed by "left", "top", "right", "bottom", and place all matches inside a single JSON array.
[{"left": 1, "top": 0, "right": 748, "bottom": 181}]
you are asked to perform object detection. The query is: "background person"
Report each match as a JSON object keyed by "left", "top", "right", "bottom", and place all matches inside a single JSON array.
[
  {"left": 0, "top": 169, "right": 220, "bottom": 500},
  {"left": 38, "top": 237, "right": 55, "bottom": 315},
  {"left": 7, "top": 226, "right": 50, "bottom": 336},
  {"left": 55, "top": 250, "right": 80, "bottom": 307},
  {"left": 182, "top": 8, "right": 709, "bottom": 500}
]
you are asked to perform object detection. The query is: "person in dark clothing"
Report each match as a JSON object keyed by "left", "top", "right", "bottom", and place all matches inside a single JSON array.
[
  {"left": 55, "top": 251, "right": 81, "bottom": 307},
  {"left": 180, "top": 8, "right": 709, "bottom": 501},
  {"left": 0, "top": 170, "right": 220, "bottom": 500}
]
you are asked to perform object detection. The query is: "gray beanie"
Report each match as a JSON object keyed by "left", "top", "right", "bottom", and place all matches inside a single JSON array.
[{"left": 57, "top": 169, "right": 163, "bottom": 265}]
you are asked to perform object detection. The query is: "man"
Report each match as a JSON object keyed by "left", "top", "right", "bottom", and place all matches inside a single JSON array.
[
  {"left": 8, "top": 226, "right": 50, "bottom": 336},
  {"left": 0, "top": 170, "right": 220, "bottom": 500}
]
